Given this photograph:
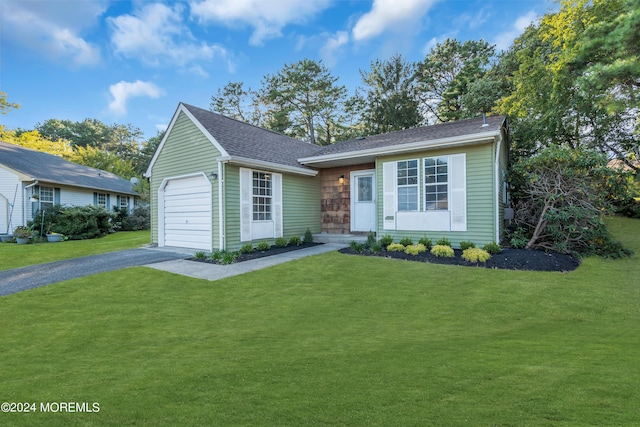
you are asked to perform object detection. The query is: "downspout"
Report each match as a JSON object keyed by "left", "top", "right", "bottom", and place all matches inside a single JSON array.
[
  {"left": 217, "top": 160, "right": 226, "bottom": 250},
  {"left": 494, "top": 135, "right": 502, "bottom": 244},
  {"left": 23, "top": 180, "right": 39, "bottom": 227}
]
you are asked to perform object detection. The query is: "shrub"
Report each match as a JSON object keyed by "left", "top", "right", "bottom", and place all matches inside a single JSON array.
[
  {"left": 387, "top": 243, "right": 405, "bottom": 252},
  {"left": 370, "top": 242, "right": 382, "bottom": 253},
  {"left": 418, "top": 236, "right": 432, "bottom": 249},
  {"left": 483, "top": 242, "right": 502, "bottom": 254},
  {"left": 274, "top": 237, "right": 288, "bottom": 248},
  {"left": 459, "top": 241, "right": 475, "bottom": 250},
  {"left": 240, "top": 243, "right": 254, "bottom": 254},
  {"left": 289, "top": 235, "right": 302, "bottom": 246},
  {"left": 34, "top": 205, "right": 113, "bottom": 240},
  {"left": 350, "top": 241, "right": 365, "bottom": 253},
  {"left": 303, "top": 228, "right": 314, "bottom": 244},
  {"left": 379, "top": 234, "right": 393, "bottom": 247},
  {"left": 399, "top": 237, "right": 413, "bottom": 246},
  {"left": 220, "top": 251, "right": 239, "bottom": 265},
  {"left": 431, "top": 244, "right": 455, "bottom": 258},
  {"left": 256, "top": 241, "right": 271, "bottom": 251},
  {"left": 365, "top": 231, "right": 377, "bottom": 249},
  {"left": 120, "top": 205, "right": 150, "bottom": 231},
  {"left": 509, "top": 228, "right": 528, "bottom": 249},
  {"left": 462, "top": 248, "right": 491, "bottom": 263},
  {"left": 435, "top": 237, "right": 452, "bottom": 247},
  {"left": 209, "top": 250, "right": 223, "bottom": 261},
  {"left": 194, "top": 251, "right": 206, "bottom": 259},
  {"left": 405, "top": 243, "right": 427, "bottom": 255}
]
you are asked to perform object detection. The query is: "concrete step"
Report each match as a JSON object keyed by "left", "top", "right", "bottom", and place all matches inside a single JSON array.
[{"left": 313, "top": 233, "right": 369, "bottom": 245}]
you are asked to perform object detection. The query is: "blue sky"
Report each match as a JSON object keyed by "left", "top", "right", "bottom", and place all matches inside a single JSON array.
[{"left": 1, "top": 0, "right": 554, "bottom": 140}]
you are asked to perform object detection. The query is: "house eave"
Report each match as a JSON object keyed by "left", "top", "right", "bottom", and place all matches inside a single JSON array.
[
  {"left": 221, "top": 155, "right": 318, "bottom": 177},
  {"left": 298, "top": 131, "right": 500, "bottom": 167}
]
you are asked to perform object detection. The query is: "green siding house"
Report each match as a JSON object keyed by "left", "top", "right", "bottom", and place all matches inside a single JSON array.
[{"left": 145, "top": 103, "right": 509, "bottom": 251}]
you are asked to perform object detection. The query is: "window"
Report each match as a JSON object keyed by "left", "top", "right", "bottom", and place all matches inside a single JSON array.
[
  {"left": 39, "top": 186, "right": 54, "bottom": 211},
  {"left": 97, "top": 193, "right": 107, "bottom": 208},
  {"left": 424, "top": 156, "right": 448, "bottom": 210},
  {"left": 252, "top": 171, "right": 272, "bottom": 221},
  {"left": 119, "top": 196, "right": 129, "bottom": 210},
  {"left": 397, "top": 159, "right": 418, "bottom": 211}
]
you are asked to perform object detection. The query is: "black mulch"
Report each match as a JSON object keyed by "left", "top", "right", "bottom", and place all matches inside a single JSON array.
[
  {"left": 338, "top": 247, "right": 581, "bottom": 272},
  {"left": 189, "top": 243, "right": 324, "bottom": 264}
]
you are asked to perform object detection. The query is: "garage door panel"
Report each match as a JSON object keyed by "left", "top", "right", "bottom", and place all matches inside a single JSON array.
[{"left": 162, "top": 175, "right": 212, "bottom": 250}]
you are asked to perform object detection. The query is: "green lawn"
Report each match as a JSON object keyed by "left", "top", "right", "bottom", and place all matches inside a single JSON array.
[
  {"left": 0, "top": 231, "right": 150, "bottom": 271},
  {"left": 1, "top": 218, "right": 638, "bottom": 425}
]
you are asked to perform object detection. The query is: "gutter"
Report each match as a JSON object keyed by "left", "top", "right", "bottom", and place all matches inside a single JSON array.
[
  {"left": 219, "top": 155, "right": 318, "bottom": 177},
  {"left": 217, "top": 159, "right": 227, "bottom": 250},
  {"left": 494, "top": 134, "right": 502, "bottom": 244}
]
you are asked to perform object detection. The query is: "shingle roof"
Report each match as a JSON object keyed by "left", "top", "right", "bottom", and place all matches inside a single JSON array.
[
  {"left": 182, "top": 103, "right": 322, "bottom": 171},
  {"left": 0, "top": 141, "right": 137, "bottom": 195},
  {"left": 313, "top": 115, "right": 506, "bottom": 156}
]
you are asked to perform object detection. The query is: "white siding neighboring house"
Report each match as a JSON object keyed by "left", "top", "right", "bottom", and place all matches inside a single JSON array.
[{"left": 0, "top": 141, "right": 137, "bottom": 235}]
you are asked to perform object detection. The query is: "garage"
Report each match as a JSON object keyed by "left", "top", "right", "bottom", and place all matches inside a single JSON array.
[{"left": 161, "top": 174, "right": 212, "bottom": 250}]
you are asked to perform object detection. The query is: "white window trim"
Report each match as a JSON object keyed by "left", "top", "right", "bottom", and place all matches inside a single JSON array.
[
  {"left": 396, "top": 159, "right": 419, "bottom": 212},
  {"left": 423, "top": 156, "right": 449, "bottom": 211}
]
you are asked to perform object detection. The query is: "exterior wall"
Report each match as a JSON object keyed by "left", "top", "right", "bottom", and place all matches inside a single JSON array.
[
  {"left": 149, "top": 111, "right": 221, "bottom": 247},
  {"left": 0, "top": 167, "right": 23, "bottom": 234},
  {"left": 320, "top": 164, "right": 375, "bottom": 234},
  {"left": 223, "top": 164, "right": 321, "bottom": 251},
  {"left": 376, "top": 142, "right": 497, "bottom": 248}
]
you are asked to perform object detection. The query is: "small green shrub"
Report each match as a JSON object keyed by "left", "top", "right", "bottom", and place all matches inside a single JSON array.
[
  {"left": 431, "top": 244, "right": 455, "bottom": 257},
  {"left": 240, "top": 243, "right": 254, "bottom": 254},
  {"left": 483, "top": 242, "right": 502, "bottom": 254},
  {"left": 399, "top": 237, "right": 413, "bottom": 246},
  {"left": 256, "top": 241, "right": 271, "bottom": 251},
  {"left": 462, "top": 248, "right": 491, "bottom": 263},
  {"left": 405, "top": 243, "right": 427, "bottom": 255},
  {"left": 387, "top": 243, "right": 405, "bottom": 252},
  {"left": 459, "top": 241, "right": 475, "bottom": 250},
  {"left": 350, "top": 241, "right": 364, "bottom": 253},
  {"left": 274, "top": 237, "right": 288, "bottom": 248},
  {"left": 209, "top": 250, "right": 223, "bottom": 261},
  {"left": 289, "top": 235, "right": 302, "bottom": 246},
  {"left": 509, "top": 228, "right": 529, "bottom": 249},
  {"left": 370, "top": 242, "right": 382, "bottom": 253},
  {"left": 194, "top": 251, "right": 206, "bottom": 259},
  {"left": 365, "top": 231, "right": 377, "bottom": 249},
  {"left": 303, "top": 228, "right": 314, "bottom": 244},
  {"left": 436, "top": 237, "right": 452, "bottom": 247},
  {"left": 379, "top": 234, "right": 393, "bottom": 247},
  {"left": 220, "top": 251, "right": 239, "bottom": 265},
  {"left": 418, "top": 236, "right": 432, "bottom": 249}
]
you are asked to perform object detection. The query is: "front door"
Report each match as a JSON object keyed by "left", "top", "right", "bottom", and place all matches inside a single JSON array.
[{"left": 351, "top": 170, "right": 376, "bottom": 232}]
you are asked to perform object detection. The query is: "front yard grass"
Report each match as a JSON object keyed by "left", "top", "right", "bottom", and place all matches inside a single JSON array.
[
  {"left": 0, "top": 231, "right": 150, "bottom": 271},
  {"left": 0, "top": 218, "right": 638, "bottom": 425}
]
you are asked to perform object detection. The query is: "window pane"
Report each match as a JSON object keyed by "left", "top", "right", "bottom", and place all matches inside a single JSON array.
[{"left": 358, "top": 176, "right": 373, "bottom": 202}]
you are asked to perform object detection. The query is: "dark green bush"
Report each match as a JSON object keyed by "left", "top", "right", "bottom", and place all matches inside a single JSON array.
[
  {"left": 289, "top": 235, "right": 302, "bottom": 246},
  {"left": 459, "top": 241, "right": 476, "bottom": 250},
  {"left": 303, "top": 228, "right": 314, "bottom": 244},
  {"left": 350, "top": 241, "right": 364, "bottom": 253},
  {"left": 399, "top": 237, "right": 413, "bottom": 246},
  {"left": 120, "top": 206, "right": 150, "bottom": 231},
  {"left": 436, "top": 237, "right": 451, "bottom": 247},
  {"left": 418, "top": 236, "right": 432, "bottom": 249},
  {"left": 274, "top": 237, "right": 288, "bottom": 248},
  {"left": 378, "top": 234, "right": 393, "bottom": 247},
  {"left": 482, "top": 242, "right": 502, "bottom": 254},
  {"left": 34, "top": 205, "right": 113, "bottom": 240},
  {"left": 240, "top": 243, "right": 254, "bottom": 254},
  {"left": 256, "top": 241, "right": 271, "bottom": 251}
]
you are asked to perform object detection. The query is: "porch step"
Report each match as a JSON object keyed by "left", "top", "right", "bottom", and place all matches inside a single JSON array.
[{"left": 313, "top": 233, "right": 368, "bottom": 245}]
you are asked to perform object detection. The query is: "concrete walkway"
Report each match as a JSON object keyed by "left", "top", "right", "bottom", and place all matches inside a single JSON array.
[
  {"left": 147, "top": 243, "right": 347, "bottom": 281},
  {"left": 0, "top": 244, "right": 346, "bottom": 296}
]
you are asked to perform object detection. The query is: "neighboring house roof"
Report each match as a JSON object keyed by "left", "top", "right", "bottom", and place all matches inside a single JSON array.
[
  {"left": 0, "top": 141, "right": 137, "bottom": 195},
  {"left": 300, "top": 115, "right": 507, "bottom": 167}
]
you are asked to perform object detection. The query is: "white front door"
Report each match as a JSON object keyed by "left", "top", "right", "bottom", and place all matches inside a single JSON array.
[{"left": 351, "top": 170, "right": 376, "bottom": 232}]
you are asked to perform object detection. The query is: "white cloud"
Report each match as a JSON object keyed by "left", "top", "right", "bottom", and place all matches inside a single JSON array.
[
  {"left": 320, "top": 31, "right": 349, "bottom": 67},
  {"left": 108, "top": 80, "right": 164, "bottom": 115},
  {"left": 493, "top": 10, "right": 539, "bottom": 51},
  {"left": 0, "top": 0, "right": 103, "bottom": 66},
  {"left": 109, "top": 3, "right": 231, "bottom": 72},
  {"left": 352, "top": 0, "right": 439, "bottom": 41},
  {"left": 190, "top": 0, "right": 333, "bottom": 45}
]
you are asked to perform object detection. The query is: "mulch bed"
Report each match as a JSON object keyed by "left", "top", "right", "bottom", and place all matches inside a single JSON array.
[
  {"left": 190, "top": 242, "right": 324, "bottom": 264},
  {"left": 338, "top": 247, "right": 581, "bottom": 272}
]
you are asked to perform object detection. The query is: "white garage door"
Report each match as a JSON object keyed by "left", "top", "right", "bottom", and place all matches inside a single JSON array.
[{"left": 163, "top": 175, "right": 212, "bottom": 250}]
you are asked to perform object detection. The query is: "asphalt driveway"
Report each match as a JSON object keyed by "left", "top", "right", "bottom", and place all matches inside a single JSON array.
[{"left": 0, "top": 248, "right": 190, "bottom": 296}]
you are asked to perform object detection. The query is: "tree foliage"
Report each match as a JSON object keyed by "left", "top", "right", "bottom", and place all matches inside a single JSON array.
[
  {"left": 354, "top": 54, "right": 421, "bottom": 135},
  {"left": 510, "top": 145, "right": 631, "bottom": 256},
  {"left": 417, "top": 39, "right": 495, "bottom": 123},
  {"left": 1, "top": 91, "right": 20, "bottom": 115},
  {"left": 263, "top": 59, "right": 347, "bottom": 145}
]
